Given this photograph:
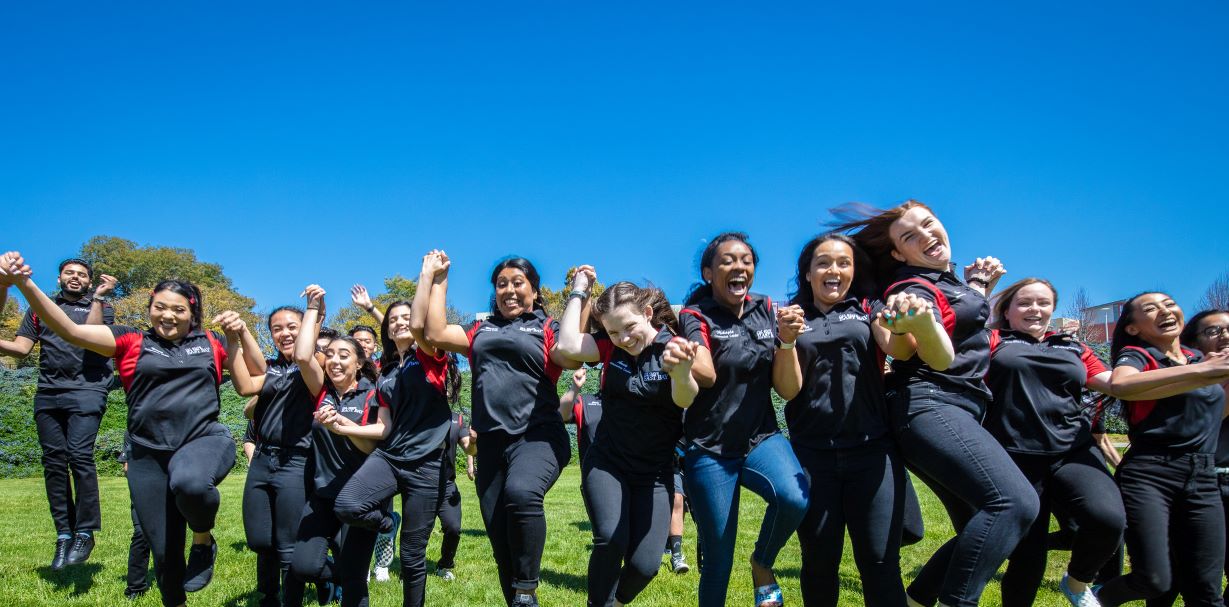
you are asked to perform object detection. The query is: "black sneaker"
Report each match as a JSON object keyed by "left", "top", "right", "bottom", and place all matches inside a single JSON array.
[
  {"left": 65, "top": 532, "right": 95, "bottom": 565},
  {"left": 124, "top": 585, "right": 149, "bottom": 600},
  {"left": 51, "top": 537, "right": 71, "bottom": 571},
  {"left": 512, "top": 593, "right": 539, "bottom": 607},
  {"left": 183, "top": 537, "right": 217, "bottom": 592}
]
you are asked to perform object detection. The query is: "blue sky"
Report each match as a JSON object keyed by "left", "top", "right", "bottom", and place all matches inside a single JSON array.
[{"left": 2, "top": 2, "right": 1226, "bottom": 319}]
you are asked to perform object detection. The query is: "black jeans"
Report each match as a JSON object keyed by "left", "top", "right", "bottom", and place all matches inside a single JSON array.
[
  {"left": 334, "top": 449, "right": 446, "bottom": 607},
  {"left": 581, "top": 452, "right": 672, "bottom": 607},
  {"left": 793, "top": 439, "right": 906, "bottom": 607},
  {"left": 892, "top": 388, "right": 1040, "bottom": 607},
  {"left": 1000, "top": 448, "right": 1125, "bottom": 607},
  {"left": 437, "top": 480, "right": 462, "bottom": 570},
  {"left": 128, "top": 431, "right": 235, "bottom": 607},
  {"left": 1143, "top": 472, "right": 1229, "bottom": 607},
  {"left": 244, "top": 446, "right": 310, "bottom": 606},
  {"left": 284, "top": 493, "right": 377, "bottom": 607},
  {"left": 34, "top": 401, "right": 103, "bottom": 535},
  {"left": 127, "top": 504, "right": 152, "bottom": 594},
  {"left": 1097, "top": 453, "right": 1225, "bottom": 607},
  {"left": 475, "top": 424, "right": 570, "bottom": 605}
]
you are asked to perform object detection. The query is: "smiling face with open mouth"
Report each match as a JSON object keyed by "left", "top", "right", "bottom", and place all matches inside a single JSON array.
[
  {"left": 494, "top": 268, "right": 538, "bottom": 319},
  {"left": 57, "top": 263, "right": 92, "bottom": 298},
  {"left": 600, "top": 302, "right": 658, "bottom": 357},
  {"left": 1191, "top": 312, "right": 1229, "bottom": 355},
  {"left": 806, "top": 238, "right": 855, "bottom": 309},
  {"left": 385, "top": 303, "right": 415, "bottom": 349},
  {"left": 1127, "top": 292, "right": 1185, "bottom": 346},
  {"left": 1004, "top": 281, "right": 1055, "bottom": 339},
  {"left": 323, "top": 339, "right": 361, "bottom": 387},
  {"left": 148, "top": 290, "right": 194, "bottom": 342},
  {"left": 269, "top": 309, "right": 302, "bottom": 359},
  {"left": 702, "top": 239, "right": 756, "bottom": 311},
  {"left": 888, "top": 206, "right": 952, "bottom": 270}
]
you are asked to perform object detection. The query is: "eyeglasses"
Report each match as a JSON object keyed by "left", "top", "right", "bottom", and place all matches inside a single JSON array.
[
  {"left": 1200, "top": 325, "right": 1229, "bottom": 340},
  {"left": 315, "top": 344, "right": 329, "bottom": 354}
]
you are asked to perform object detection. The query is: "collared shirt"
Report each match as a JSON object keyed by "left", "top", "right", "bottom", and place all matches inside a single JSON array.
[
  {"left": 984, "top": 330, "right": 1106, "bottom": 454},
  {"left": 312, "top": 378, "right": 377, "bottom": 497},
  {"left": 251, "top": 357, "right": 314, "bottom": 449},
  {"left": 786, "top": 298, "right": 890, "bottom": 450},
  {"left": 17, "top": 292, "right": 114, "bottom": 404},
  {"left": 1115, "top": 345, "right": 1224, "bottom": 455},
  {"left": 680, "top": 293, "right": 779, "bottom": 457},
  {"left": 375, "top": 347, "right": 451, "bottom": 462},
  {"left": 466, "top": 309, "right": 564, "bottom": 434}
]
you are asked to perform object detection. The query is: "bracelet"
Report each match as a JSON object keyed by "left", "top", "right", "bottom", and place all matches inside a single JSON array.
[
  {"left": 365, "top": 305, "right": 375, "bottom": 313},
  {"left": 568, "top": 289, "right": 589, "bottom": 301},
  {"left": 967, "top": 278, "right": 988, "bottom": 288},
  {"left": 776, "top": 340, "right": 795, "bottom": 350}
]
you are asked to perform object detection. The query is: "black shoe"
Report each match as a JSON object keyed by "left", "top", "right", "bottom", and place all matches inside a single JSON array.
[
  {"left": 50, "top": 537, "right": 71, "bottom": 571},
  {"left": 183, "top": 537, "right": 217, "bottom": 592},
  {"left": 512, "top": 593, "right": 539, "bottom": 607},
  {"left": 124, "top": 585, "right": 149, "bottom": 600},
  {"left": 316, "top": 579, "right": 334, "bottom": 605},
  {"left": 65, "top": 532, "right": 95, "bottom": 565}
]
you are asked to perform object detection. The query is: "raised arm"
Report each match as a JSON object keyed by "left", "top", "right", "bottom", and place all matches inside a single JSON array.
[
  {"left": 662, "top": 337, "right": 700, "bottom": 408},
  {"left": 294, "top": 285, "right": 328, "bottom": 397},
  {"left": 874, "top": 292, "right": 955, "bottom": 371},
  {"left": 423, "top": 251, "right": 471, "bottom": 354},
  {"left": 0, "top": 260, "right": 36, "bottom": 358},
  {"left": 678, "top": 310, "right": 716, "bottom": 388},
  {"left": 772, "top": 304, "right": 806, "bottom": 400},
  {"left": 351, "top": 284, "right": 385, "bottom": 326},
  {"left": 559, "top": 368, "right": 586, "bottom": 422},
  {"left": 1110, "top": 351, "right": 1229, "bottom": 401},
  {"left": 8, "top": 255, "right": 116, "bottom": 356},
  {"left": 963, "top": 257, "right": 1006, "bottom": 298},
  {"left": 410, "top": 252, "right": 446, "bottom": 358},
  {"left": 556, "top": 265, "right": 601, "bottom": 362},
  {"left": 214, "top": 310, "right": 265, "bottom": 396},
  {"left": 84, "top": 274, "right": 118, "bottom": 325}
]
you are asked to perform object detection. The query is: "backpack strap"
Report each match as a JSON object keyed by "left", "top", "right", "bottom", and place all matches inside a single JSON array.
[{"left": 883, "top": 278, "right": 956, "bottom": 336}]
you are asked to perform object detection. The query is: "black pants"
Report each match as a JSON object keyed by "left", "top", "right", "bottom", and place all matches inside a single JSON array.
[
  {"left": 243, "top": 446, "right": 309, "bottom": 606},
  {"left": 284, "top": 493, "right": 377, "bottom": 607},
  {"left": 334, "top": 449, "right": 446, "bottom": 607},
  {"left": 1097, "top": 453, "right": 1226, "bottom": 607},
  {"left": 1000, "top": 448, "right": 1126, "bottom": 607},
  {"left": 127, "top": 504, "right": 152, "bottom": 594},
  {"left": 128, "top": 431, "right": 236, "bottom": 607},
  {"left": 437, "top": 480, "right": 462, "bottom": 570},
  {"left": 475, "top": 424, "right": 570, "bottom": 605},
  {"left": 581, "top": 452, "right": 672, "bottom": 607},
  {"left": 793, "top": 440, "right": 906, "bottom": 607},
  {"left": 1143, "top": 473, "right": 1229, "bottom": 607},
  {"left": 34, "top": 400, "right": 104, "bottom": 535}
]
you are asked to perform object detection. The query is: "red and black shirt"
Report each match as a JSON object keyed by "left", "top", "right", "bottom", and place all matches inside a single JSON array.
[
  {"left": 589, "top": 328, "right": 684, "bottom": 477},
  {"left": 1115, "top": 345, "right": 1225, "bottom": 455},
  {"left": 466, "top": 309, "right": 564, "bottom": 434},
  {"left": 110, "top": 326, "right": 228, "bottom": 451},
  {"left": 375, "top": 347, "right": 451, "bottom": 462},
  {"left": 680, "top": 293, "right": 779, "bottom": 457},
  {"left": 17, "top": 293, "right": 114, "bottom": 405},
  {"left": 984, "top": 330, "right": 1107, "bottom": 455},
  {"left": 785, "top": 298, "right": 889, "bottom": 450},
  {"left": 312, "top": 378, "right": 378, "bottom": 497},
  {"left": 444, "top": 412, "right": 470, "bottom": 481},
  {"left": 251, "top": 357, "right": 314, "bottom": 449},
  {"left": 572, "top": 393, "right": 603, "bottom": 465}
]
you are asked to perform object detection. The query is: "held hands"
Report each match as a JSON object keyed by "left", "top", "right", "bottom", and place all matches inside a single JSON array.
[
  {"left": 571, "top": 368, "right": 587, "bottom": 390},
  {"left": 421, "top": 250, "right": 451, "bottom": 283},
  {"left": 212, "top": 311, "right": 248, "bottom": 338},
  {"left": 1200, "top": 351, "right": 1229, "bottom": 379},
  {"left": 964, "top": 257, "right": 1006, "bottom": 289},
  {"left": 775, "top": 304, "right": 805, "bottom": 344},
  {"left": 94, "top": 274, "right": 118, "bottom": 298},
  {"left": 301, "top": 285, "right": 327, "bottom": 317},
  {"left": 877, "top": 293, "right": 935, "bottom": 334},
  {"left": 570, "top": 265, "right": 597, "bottom": 294},
  {"left": 0, "top": 251, "right": 32, "bottom": 286},
  {"left": 661, "top": 337, "right": 698, "bottom": 378},
  {"left": 314, "top": 404, "right": 351, "bottom": 434}
]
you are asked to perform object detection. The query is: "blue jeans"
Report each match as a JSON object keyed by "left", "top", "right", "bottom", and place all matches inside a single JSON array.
[{"left": 684, "top": 433, "right": 809, "bottom": 607}]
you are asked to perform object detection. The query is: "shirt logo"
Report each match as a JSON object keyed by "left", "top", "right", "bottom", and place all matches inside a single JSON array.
[
  {"left": 586, "top": 397, "right": 602, "bottom": 407},
  {"left": 755, "top": 328, "right": 773, "bottom": 340},
  {"left": 518, "top": 326, "right": 544, "bottom": 334},
  {"left": 478, "top": 326, "right": 499, "bottom": 333},
  {"left": 340, "top": 405, "right": 364, "bottom": 415},
  {"left": 609, "top": 360, "right": 633, "bottom": 375},
  {"left": 837, "top": 313, "right": 869, "bottom": 322},
  {"left": 143, "top": 346, "right": 171, "bottom": 358},
  {"left": 712, "top": 328, "right": 740, "bottom": 340},
  {"left": 641, "top": 370, "right": 668, "bottom": 382},
  {"left": 183, "top": 345, "right": 210, "bottom": 356}
]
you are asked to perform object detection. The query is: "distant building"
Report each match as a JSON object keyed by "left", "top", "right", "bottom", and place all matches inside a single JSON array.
[
  {"left": 1082, "top": 299, "right": 1129, "bottom": 343},
  {"left": 1050, "top": 317, "right": 1080, "bottom": 334}
]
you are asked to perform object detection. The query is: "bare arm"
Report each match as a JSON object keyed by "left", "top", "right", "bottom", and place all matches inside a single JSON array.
[
  {"left": 295, "top": 287, "right": 328, "bottom": 398},
  {"left": 663, "top": 338, "right": 700, "bottom": 408},
  {"left": 1109, "top": 354, "right": 1229, "bottom": 401},
  {"left": 559, "top": 368, "right": 585, "bottom": 421},
  {"left": 14, "top": 276, "right": 116, "bottom": 356},
  {"left": 215, "top": 310, "right": 268, "bottom": 396},
  {"left": 556, "top": 266, "right": 601, "bottom": 362},
  {"left": 876, "top": 292, "right": 955, "bottom": 371},
  {"left": 328, "top": 405, "right": 390, "bottom": 443},
  {"left": 423, "top": 253, "right": 472, "bottom": 354},
  {"left": 771, "top": 305, "right": 805, "bottom": 401},
  {"left": 1094, "top": 432, "right": 1122, "bottom": 468},
  {"left": 0, "top": 258, "right": 38, "bottom": 357},
  {"left": 84, "top": 274, "right": 117, "bottom": 325},
  {"left": 351, "top": 285, "right": 385, "bottom": 326},
  {"left": 410, "top": 254, "right": 441, "bottom": 358}
]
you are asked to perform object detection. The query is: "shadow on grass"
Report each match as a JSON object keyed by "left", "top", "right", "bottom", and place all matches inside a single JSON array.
[
  {"left": 460, "top": 528, "right": 488, "bottom": 538},
  {"left": 230, "top": 540, "right": 248, "bottom": 553},
  {"left": 540, "top": 567, "right": 587, "bottom": 593},
  {"left": 36, "top": 562, "right": 103, "bottom": 595},
  {"left": 571, "top": 520, "right": 592, "bottom": 533}
]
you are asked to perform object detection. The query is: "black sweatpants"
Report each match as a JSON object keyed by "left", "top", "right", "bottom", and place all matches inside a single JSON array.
[
  {"left": 793, "top": 440, "right": 907, "bottom": 607},
  {"left": 581, "top": 453, "right": 672, "bottom": 607},
  {"left": 475, "top": 424, "right": 570, "bottom": 605},
  {"left": 437, "top": 480, "right": 462, "bottom": 570},
  {"left": 127, "top": 504, "right": 152, "bottom": 595},
  {"left": 283, "top": 493, "right": 377, "bottom": 607},
  {"left": 334, "top": 449, "right": 446, "bottom": 607},
  {"left": 34, "top": 400, "right": 103, "bottom": 535},
  {"left": 1097, "top": 452, "right": 1226, "bottom": 607},
  {"left": 243, "top": 446, "right": 309, "bottom": 606},
  {"left": 128, "top": 431, "right": 236, "bottom": 607},
  {"left": 1001, "top": 448, "right": 1126, "bottom": 607}
]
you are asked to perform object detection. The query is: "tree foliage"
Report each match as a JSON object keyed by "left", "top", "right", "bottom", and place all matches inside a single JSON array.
[
  {"left": 0, "top": 298, "right": 37, "bottom": 369},
  {"left": 1064, "top": 286, "right": 1098, "bottom": 344},
  {"left": 540, "top": 267, "right": 606, "bottom": 319}
]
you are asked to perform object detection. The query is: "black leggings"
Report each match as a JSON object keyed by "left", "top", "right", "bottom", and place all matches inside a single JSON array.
[
  {"left": 282, "top": 493, "right": 377, "bottom": 607},
  {"left": 1000, "top": 448, "right": 1126, "bottom": 607},
  {"left": 475, "top": 424, "right": 570, "bottom": 605},
  {"left": 128, "top": 431, "right": 235, "bottom": 607},
  {"left": 35, "top": 405, "right": 103, "bottom": 535},
  {"left": 437, "top": 480, "right": 462, "bottom": 570},
  {"left": 582, "top": 453, "right": 672, "bottom": 606},
  {"left": 243, "top": 447, "right": 309, "bottom": 605},
  {"left": 334, "top": 450, "right": 446, "bottom": 607},
  {"left": 1097, "top": 453, "right": 1226, "bottom": 607},
  {"left": 127, "top": 504, "right": 152, "bottom": 594},
  {"left": 793, "top": 440, "right": 906, "bottom": 607}
]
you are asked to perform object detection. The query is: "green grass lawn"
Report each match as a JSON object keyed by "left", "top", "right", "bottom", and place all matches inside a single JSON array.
[{"left": 0, "top": 466, "right": 1089, "bottom": 606}]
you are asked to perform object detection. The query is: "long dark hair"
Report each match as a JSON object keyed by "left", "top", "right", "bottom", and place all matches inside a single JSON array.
[
  {"left": 829, "top": 199, "right": 934, "bottom": 293},
  {"left": 789, "top": 232, "right": 873, "bottom": 307},
  {"left": 489, "top": 257, "right": 544, "bottom": 316},
  {"left": 148, "top": 280, "right": 204, "bottom": 330},
  {"left": 594, "top": 281, "right": 679, "bottom": 334},
  {"left": 326, "top": 336, "right": 379, "bottom": 385},
  {"left": 988, "top": 278, "right": 1058, "bottom": 331},
  {"left": 1181, "top": 309, "right": 1229, "bottom": 349},
  {"left": 1110, "top": 291, "right": 1172, "bottom": 361},
  {"left": 378, "top": 300, "right": 463, "bottom": 405},
  {"left": 684, "top": 232, "right": 758, "bottom": 307}
]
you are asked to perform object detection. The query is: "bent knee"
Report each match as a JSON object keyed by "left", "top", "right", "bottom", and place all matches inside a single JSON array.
[
  {"left": 1131, "top": 570, "right": 1173, "bottom": 598},
  {"left": 502, "top": 484, "right": 546, "bottom": 511},
  {"left": 169, "top": 475, "right": 215, "bottom": 500}
]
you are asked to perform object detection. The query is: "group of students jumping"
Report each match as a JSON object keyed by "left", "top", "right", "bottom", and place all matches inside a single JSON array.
[{"left": 1, "top": 198, "right": 1227, "bottom": 607}]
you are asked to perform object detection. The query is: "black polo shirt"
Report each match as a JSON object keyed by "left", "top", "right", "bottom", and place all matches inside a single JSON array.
[
  {"left": 312, "top": 378, "right": 377, "bottom": 498},
  {"left": 466, "top": 309, "right": 564, "bottom": 434},
  {"left": 572, "top": 393, "right": 603, "bottom": 464},
  {"left": 111, "top": 326, "right": 229, "bottom": 451},
  {"left": 444, "top": 412, "right": 469, "bottom": 481},
  {"left": 1217, "top": 411, "right": 1229, "bottom": 468},
  {"left": 984, "top": 330, "right": 1107, "bottom": 455},
  {"left": 680, "top": 293, "right": 779, "bottom": 457},
  {"left": 885, "top": 265, "right": 992, "bottom": 416},
  {"left": 375, "top": 347, "right": 452, "bottom": 462},
  {"left": 17, "top": 293, "right": 114, "bottom": 409},
  {"left": 589, "top": 329, "right": 684, "bottom": 478},
  {"left": 251, "top": 357, "right": 314, "bottom": 449},
  {"left": 1115, "top": 345, "right": 1224, "bottom": 455},
  {"left": 786, "top": 298, "right": 890, "bottom": 450}
]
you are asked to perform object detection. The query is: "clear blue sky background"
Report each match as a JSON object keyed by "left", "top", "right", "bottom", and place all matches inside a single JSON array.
[{"left": 2, "top": 2, "right": 1226, "bottom": 319}]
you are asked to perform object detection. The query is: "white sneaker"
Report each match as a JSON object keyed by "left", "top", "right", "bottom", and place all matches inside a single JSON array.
[
  {"left": 1061, "top": 573, "right": 1102, "bottom": 607},
  {"left": 436, "top": 568, "right": 455, "bottom": 581},
  {"left": 373, "top": 566, "right": 390, "bottom": 582}
]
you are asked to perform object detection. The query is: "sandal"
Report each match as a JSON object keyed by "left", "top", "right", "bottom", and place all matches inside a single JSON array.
[{"left": 755, "top": 583, "right": 784, "bottom": 607}]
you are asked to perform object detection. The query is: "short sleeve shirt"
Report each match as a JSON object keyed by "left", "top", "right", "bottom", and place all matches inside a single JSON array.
[
  {"left": 252, "top": 357, "right": 314, "bottom": 449},
  {"left": 1115, "top": 345, "right": 1224, "bottom": 455},
  {"left": 312, "top": 378, "right": 378, "bottom": 497},
  {"left": 375, "top": 347, "right": 452, "bottom": 462},
  {"left": 466, "top": 309, "right": 564, "bottom": 434},
  {"left": 573, "top": 393, "right": 603, "bottom": 465},
  {"left": 17, "top": 293, "right": 115, "bottom": 405}
]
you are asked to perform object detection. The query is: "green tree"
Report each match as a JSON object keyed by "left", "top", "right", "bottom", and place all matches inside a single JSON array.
[
  {"left": 325, "top": 275, "right": 471, "bottom": 337},
  {"left": 0, "top": 298, "right": 37, "bottom": 369},
  {"left": 540, "top": 267, "right": 606, "bottom": 318}
]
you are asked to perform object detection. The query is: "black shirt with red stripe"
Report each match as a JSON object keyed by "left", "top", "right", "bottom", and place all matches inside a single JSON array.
[
  {"left": 375, "top": 347, "right": 452, "bottom": 462},
  {"left": 1115, "top": 345, "right": 1225, "bottom": 455},
  {"left": 312, "top": 378, "right": 378, "bottom": 497},
  {"left": 251, "top": 357, "right": 314, "bottom": 449},
  {"left": 590, "top": 328, "right": 684, "bottom": 477},
  {"left": 466, "top": 309, "right": 563, "bottom": 434},
  {"left": 680, "top": 293, "right": 779, "bottom": 457},
  {"left": 444, "top": 412, "right": 470, "bottom": 481},
  {"left": 885, "top": 265, "right": 992, "bottom": 415},
  {"left": 984, "top": 330, "right": 1107, "bottom": 455},
  {"left": 17, "top": 293, "right": 115, "bottom": 407},
  {"left": 786, "top": 298, "right": 889, "bottom": 450},
  {"left": 572, "top": 393, "right": 603, "bottom": 464},
  {"left": 110, "top": 326, "right": 229, "bottom": 451}
]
